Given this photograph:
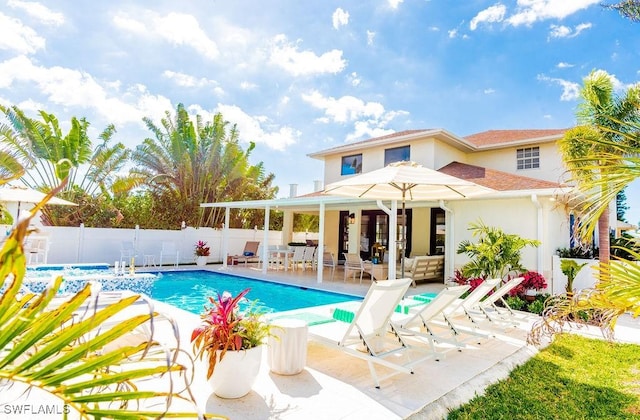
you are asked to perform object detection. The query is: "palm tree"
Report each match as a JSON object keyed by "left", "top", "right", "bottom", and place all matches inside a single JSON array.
[
  {"left": 529, "top": 102, "right": 640, "bottom": 345},
  {"left": 131, "top": 104, "right": 277, "bottom": 228},
  {"left": 604, "top": 0, "right": 640, "bottom": 21},
  {"left": 0, "top": 105, "right": 132, "bottom": 225},
  {"left": 559, "top": 70, "right": 640, "bottom": 264}
]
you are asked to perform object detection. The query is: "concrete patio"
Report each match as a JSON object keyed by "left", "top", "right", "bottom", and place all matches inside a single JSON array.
[{"left": 131, "top": 264, "right": 640, "bottom": 419}]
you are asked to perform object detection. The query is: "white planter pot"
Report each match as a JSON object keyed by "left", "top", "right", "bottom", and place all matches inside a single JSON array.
[
  {"left": 195, "top": 256, "right": 207, "bottom": 266},
  {"left": 208, "top": 345, "right": 263, "bottom": 398}
]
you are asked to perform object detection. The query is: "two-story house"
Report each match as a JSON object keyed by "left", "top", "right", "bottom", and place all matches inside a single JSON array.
[{"left": 206, "top": 128, "right": 575, "bottom": 285}]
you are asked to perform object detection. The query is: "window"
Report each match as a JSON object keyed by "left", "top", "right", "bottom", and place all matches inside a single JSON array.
[
  {"left": 341, "top": 154, "right": 362, "bottom": 175},
  {"left": 516, "top": 147, "right": 540, "bottom": 170},
  {"left": 384, "top": 146, "right": 410, "bottom": 166}
]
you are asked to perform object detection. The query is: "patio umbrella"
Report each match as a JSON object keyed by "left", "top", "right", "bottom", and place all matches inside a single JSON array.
[
  {"left": 0, "top": 186, "right": 77, "bottom": 220},
  {"left": 323, "top": 161, "right": 495, "bottom": 278}
]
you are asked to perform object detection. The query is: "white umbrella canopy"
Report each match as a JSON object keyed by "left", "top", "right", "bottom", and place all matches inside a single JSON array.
[
  {"left": 324, "top": 161, "right": 495, "bottom": 278},
  {"left": 0, "top": 186, "right": 77, "bottom": 220}
]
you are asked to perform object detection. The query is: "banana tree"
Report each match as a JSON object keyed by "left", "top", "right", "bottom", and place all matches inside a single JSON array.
[{"left": 0, "top": 183, "right": 223, "bottom": 419}]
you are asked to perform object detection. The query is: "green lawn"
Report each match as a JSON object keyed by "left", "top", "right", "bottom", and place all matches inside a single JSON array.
[{"left": 447, "top": 334, "right": 640, "bottom": 419}]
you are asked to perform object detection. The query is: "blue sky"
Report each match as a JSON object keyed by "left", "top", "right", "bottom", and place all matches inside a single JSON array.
[{"left": 1, "top": 0, "right": 639, "bottom": 223}]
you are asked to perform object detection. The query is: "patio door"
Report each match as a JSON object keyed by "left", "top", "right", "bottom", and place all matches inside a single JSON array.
[
  {"left": 430, "top": 208, "right": 445, "bottom": 255},
  {"left": 338, "top": 209, "right": 413, "bottom": 262}
]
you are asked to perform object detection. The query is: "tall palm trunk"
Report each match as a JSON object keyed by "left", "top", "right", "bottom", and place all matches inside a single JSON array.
[{"left": 598, "top": 210, "right": 610, "bottom": 264}]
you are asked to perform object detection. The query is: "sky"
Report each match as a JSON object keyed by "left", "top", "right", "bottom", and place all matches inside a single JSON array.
[{"left": 0, "top": 0, "right": 639, "bottom": 224}]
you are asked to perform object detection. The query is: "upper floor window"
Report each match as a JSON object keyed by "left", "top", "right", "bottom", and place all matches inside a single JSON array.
[
  {"left": 516, "top": 147, "right": 540, "bottom": 170},
  {"left": 341, "top": 154, "right": 362, "bottom": 175},
  {"left": 384, "top": 146, "right": 410, "bottom": 166}
]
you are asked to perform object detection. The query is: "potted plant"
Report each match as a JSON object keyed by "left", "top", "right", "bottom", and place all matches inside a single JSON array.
[
  {"left": 520, "top": 270, "right": 548, "bottom": 302},
  {"left": 191, "top": 288, "right": 272, "bottom": 398},
  {"left": 194, "top": 240, "right": 210, "bottom": 266}
]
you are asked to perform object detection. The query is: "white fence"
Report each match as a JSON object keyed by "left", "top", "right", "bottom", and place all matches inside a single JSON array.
[{"left": 9, "top": 224, "right": 318, "bottom": 266}]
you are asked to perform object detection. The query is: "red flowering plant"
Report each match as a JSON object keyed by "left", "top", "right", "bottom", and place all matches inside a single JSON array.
[
  {"left": 191, "top": 288, "right": 271, "bottom": 379},
  {"left": 194, "top": 240, "right": 210, "bottom": 257},
  {"left": 512, "top": 270, "right": 548, "bottom": 297},
  {"left": 449, "top": 269, "right": 485, "bottom": 291}
]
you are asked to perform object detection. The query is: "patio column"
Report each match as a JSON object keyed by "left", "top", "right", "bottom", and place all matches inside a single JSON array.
[
  {"left": 439, "top": 200, "right": 453, "bottom": 282},
  {"left": 221, "top": 207, "right": 230, "bottom": 269},
  {"left": 282, "top": 209, "right": 294, "bottom": 245},
  {"left": 376, "top": 200, "right": 398, "bottom": 280},
  {"left": 262, "top": 205, "right": 270, "bottom": 274},
  {"left": 317, "top": 201, "right": 325, "bottom": 284}
]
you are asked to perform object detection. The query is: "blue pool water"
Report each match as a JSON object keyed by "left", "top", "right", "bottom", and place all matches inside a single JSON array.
[{"left": 151, "top": 270, "right": 359, "bottom": 314}]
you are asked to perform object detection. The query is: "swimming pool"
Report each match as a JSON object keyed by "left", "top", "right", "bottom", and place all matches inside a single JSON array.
[{"left": 151, "top": 271, "right": 360, "bottom": 314}]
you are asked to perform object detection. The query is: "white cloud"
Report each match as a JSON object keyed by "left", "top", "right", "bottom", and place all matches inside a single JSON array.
[
  {"left": 448, "top": 28, "right": 458, "bottom": 38},
  {"left": 302, "top": 90, "right": 386, "bottom": 123},
  {"left": 0, "top": 13, "right": 45, "bottom": 54},
  {"left": 557, "top": 62, "right": 574, "bottom": 68},
  {"left": 428, "top": 26, "right": 440, "bottom": 32},
  {"left": 162, "top": 70, "right": 219, "bottom": 89},
  {"left": 346, "top": 121, "right": 394, "bottom": 142},
  {"left": 7, "top": 0, "right": 64, "bottom": 26},
  {"left": 195, "top": 104, "right": 298, "bottom": 151},
  {"left": 113, "top": 12, "right": 219, "bottom": 60},
  {"left": 484, "top": 88, "right": 496, "bottom": 94},
  {"left": 470, "top": 4, "right": 506, "bottom": 30},
  {"left": 0, "top": 55, "right": 172, "bottom": 125},
  {"left": 537, "top": 74, "right": 580, "bottom": 101},
  {"left": 388, "top": 0, "right": 404, "bottom": 10},
  {"left": 240, "top": 81, "right": 258, "bottom": 90},
  {"left": 269, "top": 35, "right": 346, "bottom": 76},
  {"left": 549, "top": 22, "right": 591, "bottom": 39},
  {"left": 507, "top": 0, "right": 600, "bottom": 27},
  {"left": 332, "top": 8, "right": 349, "bottom": 30},
  {"left": 367, "top": 30, "right": 376, "bottom": 45},
  {"left": 348, "top": 72, "right": 361, "bottom": 87}
]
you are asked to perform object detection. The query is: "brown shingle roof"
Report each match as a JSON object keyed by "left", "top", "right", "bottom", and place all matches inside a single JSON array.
[
  {"left": 464, "top": 129, "right": 568, "bottom": 147},
  {"left": 438, "top": 162, "right": 563, "bottom": 191}
]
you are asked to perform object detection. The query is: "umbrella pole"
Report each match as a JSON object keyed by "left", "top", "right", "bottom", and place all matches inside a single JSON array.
[{"left": 400, "top": 191, "right": 406, "bottom": 278}]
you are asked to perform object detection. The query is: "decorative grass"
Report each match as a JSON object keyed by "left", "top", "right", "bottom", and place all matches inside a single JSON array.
[{"left": 447, "top": 333, "right": 640, "bottom": 419}]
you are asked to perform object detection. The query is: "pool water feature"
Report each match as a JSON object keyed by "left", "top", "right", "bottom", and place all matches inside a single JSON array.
[
  {"left": 151, "top": 271, "right": 360, "bottom": 314},
  {"left": 24, "top": 264, "right": 156, "bottom": 296}
]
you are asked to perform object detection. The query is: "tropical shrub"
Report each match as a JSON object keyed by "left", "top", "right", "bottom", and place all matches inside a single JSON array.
[{"left": 457, "top": 220, "right": 540, "bottom": 280}]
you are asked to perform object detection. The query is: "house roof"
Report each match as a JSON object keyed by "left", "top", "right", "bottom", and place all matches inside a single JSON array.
[
  {"left": 438, "top": 161, "right": 564, "bottom": 191},
  {"left": 308, "top": 128, "right": 570, "bottom": 160},
  {"left": 463, "top": 129, "right": 568, "bottom": 148},
  {"left": 307, "top": 129, "right": 474, "bottom": 159}
]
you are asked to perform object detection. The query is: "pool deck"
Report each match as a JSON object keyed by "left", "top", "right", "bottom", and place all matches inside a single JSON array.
[{"left": 129, "top": 263, "right": 640, "bottom": 419}]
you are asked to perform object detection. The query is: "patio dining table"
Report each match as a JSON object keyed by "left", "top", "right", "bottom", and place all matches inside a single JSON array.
[{"left": 268, "top": 246, "right": 294, "bottom": 271}]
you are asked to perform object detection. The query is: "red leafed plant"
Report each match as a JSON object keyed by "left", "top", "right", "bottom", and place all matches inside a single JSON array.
[
  {"left": 191, "top": 288, "right": 271, "bottom": 379},
  {"left": 521, "top": 271, "right": 548, "bottom": 290},
  {"left": 194, "top": 240, "right": 211, "bottom": 257}
]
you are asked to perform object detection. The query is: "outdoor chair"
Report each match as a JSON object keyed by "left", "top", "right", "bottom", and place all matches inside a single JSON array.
[
  {"left": 322, "top": 251, "right": 336, "bottom": 280},
  {"left": 307, "top": 278, "right": 432, "bottom": 388},
  {"left": 302, "top": 246, "right": 316, "bottom": 271},
  {"left": 24, "top": 236, "right": 49, "bottom": 265},
  {"left": 391, "top": 284, "right": 471, "bottom": 356},
  {"left": 159, "top": 241, "right": 179, "bottom": 267},
  {"left": 230, "top": 241, "right": 260, "bottom": 266},
  {"left": 467, "top": 276, "right": 525, "bottom": 325},
  {"left": 443, "top": 278, "right": 502, "bottom": 337},
  {"left": 343, "top": 252, "right": 365, "bottom": 283},
  {"left": 120, "top": 241, "right": 137, "bottom": 264},
  {"left": 289, "top": 246, "right": 306, "bottom": 271}
]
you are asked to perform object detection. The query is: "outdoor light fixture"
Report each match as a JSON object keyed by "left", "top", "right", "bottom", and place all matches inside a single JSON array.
[{"left": 348, "top": 213, "right": 356, "bottom": 224}]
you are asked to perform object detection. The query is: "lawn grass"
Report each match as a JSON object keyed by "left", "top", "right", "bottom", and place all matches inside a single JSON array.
[{"left": 447, "top": 333, "right": 640, "bottom": 419}]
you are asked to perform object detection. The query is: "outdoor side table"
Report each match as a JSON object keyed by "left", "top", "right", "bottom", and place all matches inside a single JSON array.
[{"left": 268, "top": 318, "right": 308, "bottom": 375}]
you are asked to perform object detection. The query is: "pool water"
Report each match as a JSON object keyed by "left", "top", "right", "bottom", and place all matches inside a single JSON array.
[{"left": 151, "top": 271, "right": 360, "bottom": 314}]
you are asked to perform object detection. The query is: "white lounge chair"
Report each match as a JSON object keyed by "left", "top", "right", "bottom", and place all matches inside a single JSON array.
[
  {"left": 444, "top": 278, "right": 502, "bottom": 335},
  {"left": 468, "top": 276, "right": 525, "bottom": 325},
  {"left": 391, "top": 284, "right": 471, "bottom": 355},
  {"left": 307, "top": 278, "right": 430, "bottom": 388}
]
